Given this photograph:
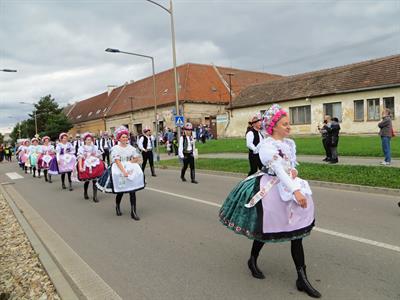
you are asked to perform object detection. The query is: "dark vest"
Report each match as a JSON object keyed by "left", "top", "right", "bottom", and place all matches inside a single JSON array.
[
  {"left": 183, "top": 136, "right": 193, "bottom": 154},
  {"left": 248, "top": 128, "right": 260, "bottom": 154},
  {"left": 142, "top": 135, "right": 151, "bottom": 149}
]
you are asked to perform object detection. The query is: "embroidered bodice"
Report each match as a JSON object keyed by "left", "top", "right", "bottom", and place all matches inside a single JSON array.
[{"left": 111, "top": 144, "right": 139, "bottom": 163}]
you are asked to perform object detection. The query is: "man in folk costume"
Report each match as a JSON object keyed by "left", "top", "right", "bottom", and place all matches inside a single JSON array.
[
  {"left": 98, "top": 131, "right": 114, "bottom": 166},
  {"left": 246, "top": 112, "right": 264, "bottom": 176},
  {"left": 73, "top": 134, "right": 83, "bottom": 156},
  {"left": 178, "top": 122, "right": 198, "bottom": 184},
  {"left": 219, "top": 104, "right": 321, "bottom": 298},
  {"left": 138, "top": 127, "right": 156, "bottom": 177}
]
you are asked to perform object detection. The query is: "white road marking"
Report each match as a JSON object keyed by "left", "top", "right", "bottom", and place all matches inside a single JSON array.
[
  {"left": 146, "top": 187, "right": 400, "bottom": 253},
  {"left": 5, "top": 172, "right": 24, "bottom": 180}
]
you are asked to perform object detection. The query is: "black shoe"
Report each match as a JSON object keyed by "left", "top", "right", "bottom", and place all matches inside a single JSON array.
[
  {"left": 93, "top": 187, "right": 99, "bottom": 203},
  {"left": 116, "top": 206, "right": 122, "bottom": 216},
  {"left": 69, "top": 183, "right": 73, "bottom": 191},
  {"left": 322, "top": 158, "right": 328, "bottom": 162},
  {"left": 181, "top": 177, "right": 187, "bottom": 182},
  {"left": 151, "top": 173, "right": 157, "bottom": 177},
  {"left": 131, "top": 209, "right": 140, "bottom": 221},
  {"left": 191, "top": 180, "right": 198, "bottom": 184},
  {"left": 329, "top": 160, "right": 338, "bottom": 164},
  {"left": 84, "top": 193, "right": 89, "bottom": 200},
  {"left": 296, "top": 266, "right": 321, "bottom": 298},
  {"left": 48, "top": 178, "right": 52, "bottom": 183},
  {"left": 397, "top": 202, "right": 400, "bottom": 207},
  {"left": 247, "top": 256, "right": 265, "bottom": 279},
  {"left": 62, "top": 183, "right": 66, "bottom": 189}
]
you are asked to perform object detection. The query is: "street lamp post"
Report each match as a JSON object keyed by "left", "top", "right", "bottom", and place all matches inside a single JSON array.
[
  {"left": 226, "top": 73, "right": 235, "bottom": 117},
  {"left": 105, "top": 48, "right": 160, "bottom": 161},
  {"left": 19, "top": 102, "right": 38, "bottom": 136},
  {"left": 145, "top": 0, "right": 181, "bottom": 140}
]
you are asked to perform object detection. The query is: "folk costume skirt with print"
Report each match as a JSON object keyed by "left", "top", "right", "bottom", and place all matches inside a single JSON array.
[{"left": 219, "top": 174, "right": 315, "bottom": 243}]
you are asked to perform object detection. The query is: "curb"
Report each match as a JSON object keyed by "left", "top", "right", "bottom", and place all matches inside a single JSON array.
[
  {"left": 0, "top": 183, "right": 78, "bottom": 300},
  {"left": 157, "top": 166, "right": 400, "bottom": 196},
  {"left": 0, "top": 183, "right": 122, "bottom": 300}
]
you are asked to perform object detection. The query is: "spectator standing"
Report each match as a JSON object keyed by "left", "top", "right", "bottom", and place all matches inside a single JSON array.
[
  {"left": 378, "top": 108, "right": 393, "bottom": 166},
  {"left": 318, "top": 115, "right": 331, "bottom": 161},
  {"left": 326, "top": 117, "right": 340, "bottom": 164}
]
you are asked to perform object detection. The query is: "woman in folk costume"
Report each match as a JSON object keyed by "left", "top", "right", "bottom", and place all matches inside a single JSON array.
[
  {"left": 77, "top": 132, "right": 105, "bottom": 203},
  {"left": 246, "top": 112, "right": 264, "bottom": 176},
  {"left": 22, "top": 140, "right": 31, "bottom": 173},
  {"left": 16, "top": 140, "right": 29, "bottom": 171},
  {"left": 51, "top": 132, "right": 76, "bottom": 191},
  {"left": 219, "top": 104, "right": 321, "bottom": 298},
  {"left": 38, "top": 136, "right": 55, "bottom": 183},
  {"left": 178, "top": 123, "right": 198, "bottom": 184},
  {"left": 97, "top": 126, "right": 145, "bottom": 220},
  {"left": 28, "top": 138, "right": 42, "bottom": 178}
]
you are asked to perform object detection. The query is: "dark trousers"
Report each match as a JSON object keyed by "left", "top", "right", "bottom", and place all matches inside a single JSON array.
[
  {"left": 102, "top": 149, "right": 110, "bottom": 165},
  {"left": 322, "top": 138, "right": 331, "bottom": 159},
  {"left": 181, "top": 154, "right": 195, "bottom": 180},
  {"left": 251, "top": 238, "right": 305, "bottom": 269},
  {"left": 142, "top": 151, "right": 154, "bottom": 171},
  {"left": 248, "top": 153, "right": 263, "bottom": 176}
]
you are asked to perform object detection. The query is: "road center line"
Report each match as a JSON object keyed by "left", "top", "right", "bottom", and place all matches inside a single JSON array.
[{"left": 146, "top": 187, "right": 400, "bottom": 253}]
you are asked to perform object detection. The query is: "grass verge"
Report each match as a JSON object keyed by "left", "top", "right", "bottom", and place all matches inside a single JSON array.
[
  {"left": 191, "top": 136, "right": 400, "bottom": 157},
  {"left": 158, "top": 158, "right": 400, "bottom": 189}
]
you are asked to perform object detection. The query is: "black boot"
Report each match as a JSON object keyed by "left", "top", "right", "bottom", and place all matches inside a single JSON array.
[
  {"left": 190, "top": 169, "right": 198, "bottom": 184},
  {"left": 247, "top": 255, "right": 265, "bottom": 279},
  {"left": 62, "top": 182, "right": 66, "bottom": 189},
  {"left": 130, "top": 193, "right": 140, "bottom": 221},
  {"left": 44, "top": 171, "right": 48, "bottom": 182},
  {"left": 33, "top": 169, "right": 36, "bottom": 178},
  {"left": 296, "top": 266, "right": 321, "bottom": 298},
  {"left": 151, "top": 166, "right": 156, "bottom": 177},
  {"left": 92, "top": 183, "right": 99, "bottom": 203},
  {"left": 84, "top": 182, "right": 89, "bottom": 200},
  {"left": 116, "top": 204, "right": 122, "bottom": 216},
  {"left": 48, "top": 174, "right": 52, "bottom": 183},
  {"left": 25, "top": 167, "right": 28, "bottom": 174},
  {"left": 68, "top": 182, "right": 73, "bottom": 191},
  {"left": 181, "top": 169, "right": 187, "bottom": 182},
  {"left": 38, "top": 170, "right": 41, "bottom": 178}
]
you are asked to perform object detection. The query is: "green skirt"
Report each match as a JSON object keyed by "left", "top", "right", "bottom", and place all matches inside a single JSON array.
[{"left": 219, "top": 175, "right": 314, "bottom": 243}]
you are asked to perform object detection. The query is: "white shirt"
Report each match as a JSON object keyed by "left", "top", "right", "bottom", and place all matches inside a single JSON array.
[
  {"left": 178, "top": 136, "right": 195, "bottom": 158},
  {"left": 138, "top": 135, "right": 154, "bottom": 151},
  {"left": 246, "top": 130, "right": 263, "bottom": 154}
]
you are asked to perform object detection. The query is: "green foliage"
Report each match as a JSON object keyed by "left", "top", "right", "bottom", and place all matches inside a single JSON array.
[
  {"left": 158, "top": 158, "right": 400, "bottom": 189},
  {"left": 194, "top": 136, "right": 400, "bottom": 157},
  {"left": 10, "top": 95, "right": 71, "bottom": 142},
  {"left": 0, "top": 133, "right": 4, "bottom": 144}
]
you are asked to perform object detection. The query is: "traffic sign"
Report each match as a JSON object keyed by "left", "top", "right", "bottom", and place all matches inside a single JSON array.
[{"left": 175, "top": 116, "right": 184, "bottom": 127}]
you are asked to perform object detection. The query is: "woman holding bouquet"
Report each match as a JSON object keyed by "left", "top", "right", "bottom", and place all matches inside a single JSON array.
[
  {"left": 77, "top": 132, "right": 104, "bottom": 202},
  {"left": 97, "top": 126, "right": 144, "bottom": 220},
  {"left": 219, "top": 104, "right": 321, "bottom": 298}
]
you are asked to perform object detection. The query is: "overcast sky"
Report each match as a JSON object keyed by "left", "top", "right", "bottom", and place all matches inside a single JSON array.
[{"left": 1, "top": 0, "right": 399, "bottom": 133}]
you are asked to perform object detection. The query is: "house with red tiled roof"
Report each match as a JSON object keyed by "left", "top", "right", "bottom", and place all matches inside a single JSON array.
[
  {"left": 226, "top": 54, "right": 400, "bottom": 136},
  {"left": 67, "top": 62, "right": 282, "bottom": 137}
]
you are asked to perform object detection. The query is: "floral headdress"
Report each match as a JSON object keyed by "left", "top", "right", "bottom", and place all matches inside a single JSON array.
[
  {"left": 262, "top": 104, "right": 287, "bottom": 135},
  {"left": 42, "top": 136, "right": 50, "bottom": 142},
  {"left": 59, "top": 132, "right": 68, "bottom": 141},
  {"left": 114, "top": 126, "right": 129, "bottom": 140},
  {"left": 82, "top": 132, "right": 94, "bottom": 141},
  {"left": 31, "top": 137, "right": 39, "bottom": 143}
]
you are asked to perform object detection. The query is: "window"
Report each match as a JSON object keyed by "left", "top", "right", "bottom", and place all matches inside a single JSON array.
[
  {"left": 323, "top": 102, "right": 342, "bottom": 122},
  {"left": 383, "top": 97, "right": 395, "bottom": 119},
  {"left": 367, "top": 98, "right": 380, "bottom": 120},
  {"left": 353, "top": 100, "right": 364, "bottom": 121},
  {"left": 289, "top": 105, "right": 311, "bottom": 125}
]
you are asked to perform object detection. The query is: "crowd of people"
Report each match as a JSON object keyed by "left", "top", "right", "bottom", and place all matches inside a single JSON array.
[{"left": 11, "top": 122, "right": 199, "bottom": 221}]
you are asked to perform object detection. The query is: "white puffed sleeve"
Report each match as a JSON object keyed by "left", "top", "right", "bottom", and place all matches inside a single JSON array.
[
  {"left": 284, "top": 138, "right": 298, "bottom": 168},
  {"left": 111, "top": 145, "right": 121, "bottom": 163},
  {"left": 130, "top": 146, "right": 140, "bottom": 158},
  {"left": 259, "top": 140, "right": 301, "bottom": 195}
]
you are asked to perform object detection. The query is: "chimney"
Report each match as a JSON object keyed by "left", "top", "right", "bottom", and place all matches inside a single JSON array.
[{"left": 107, "top": 85, "right": 116, "bottom": 96}]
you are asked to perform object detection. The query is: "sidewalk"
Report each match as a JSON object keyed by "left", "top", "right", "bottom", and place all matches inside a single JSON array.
[{"left": 159, "top": 153, "right": 400, "bottom": 168}]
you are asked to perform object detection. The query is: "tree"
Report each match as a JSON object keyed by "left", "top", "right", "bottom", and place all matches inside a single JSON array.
[
  {"left": 44, "top": 113, "right": 73, "bottom": 141},
  {"left": 0, "top": 133, "right": 4, "bottom": 145}
]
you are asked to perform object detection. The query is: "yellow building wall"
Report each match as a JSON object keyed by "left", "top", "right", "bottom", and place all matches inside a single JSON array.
[
  {"left": 226, "top": 87, "right": 400, "bottom": 137},
  {"left": 68, "top": 119, "right": 106, "bottom": 138}
]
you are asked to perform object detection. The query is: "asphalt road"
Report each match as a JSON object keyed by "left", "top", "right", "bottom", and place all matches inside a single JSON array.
[{"left": 1, "top": 162, "right": 399, "bottom": 300}]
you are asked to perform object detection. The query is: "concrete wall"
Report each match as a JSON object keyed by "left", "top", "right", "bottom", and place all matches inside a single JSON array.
[{"left": 225, "top": 87, "right": 400, "bottom": 137}]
